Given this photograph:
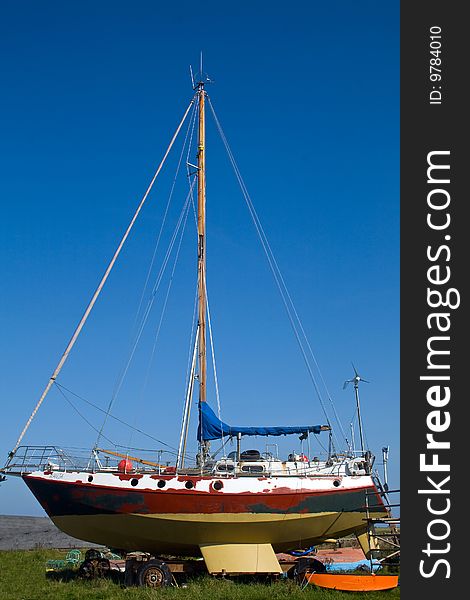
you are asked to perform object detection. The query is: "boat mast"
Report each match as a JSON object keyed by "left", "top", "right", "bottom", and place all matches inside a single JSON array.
[{"left": 196, "top": 69, "right": 209, "bottom": 460}]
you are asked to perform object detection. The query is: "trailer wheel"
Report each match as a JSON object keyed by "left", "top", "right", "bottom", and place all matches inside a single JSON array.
[
  {"left": 290, "top": 557, "right": 326, "bottom": 584},
  {"left": 78, "top": 557, "right": 111, "bottom": 579},
  {"left": 96, "top": 558, "right": 111, "bottom": 577},
  {"left": 136, "top": 559, "right": 172, "bottom": 588},
  {"left": 78, "top": 559, "right": 96, "bottom": 579}
]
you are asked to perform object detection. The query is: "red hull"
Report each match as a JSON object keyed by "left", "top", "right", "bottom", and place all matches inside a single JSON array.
[{"left": 24, "top": 474, "right": 383, "bottom": 517}]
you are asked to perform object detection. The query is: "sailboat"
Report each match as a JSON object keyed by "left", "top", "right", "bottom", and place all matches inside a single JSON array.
[{"left": 1, "top": 67, "right": 390, "bottom": 574}]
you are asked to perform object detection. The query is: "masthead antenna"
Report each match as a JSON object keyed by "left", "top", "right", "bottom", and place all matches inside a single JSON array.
[{"left": 191, "top": 52, "right": 214, "bottom": 90}]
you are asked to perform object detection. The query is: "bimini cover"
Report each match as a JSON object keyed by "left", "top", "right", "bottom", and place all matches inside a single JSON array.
[{"left": 198, "top": 401, "right": 326, "bottom": 442}]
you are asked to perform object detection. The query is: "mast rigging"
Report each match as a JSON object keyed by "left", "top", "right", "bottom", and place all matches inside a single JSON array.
[{"left": 196, "top": 75, "right": 210, "bottom": 462}]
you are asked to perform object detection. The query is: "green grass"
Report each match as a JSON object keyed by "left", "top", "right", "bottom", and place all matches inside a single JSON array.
[{"left": 0, "top": 549, "right": 400, "bottom": 600}]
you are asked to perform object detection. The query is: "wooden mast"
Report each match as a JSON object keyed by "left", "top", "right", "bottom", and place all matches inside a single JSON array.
[{"left": 197, "top": 76, "right": 209, "bottom": 459}]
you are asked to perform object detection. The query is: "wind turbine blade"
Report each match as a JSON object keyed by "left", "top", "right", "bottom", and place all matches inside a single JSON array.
[
  {"left": 351, "top": 362, "right": 358, "bottom": 376},
  {"left": 361, "top": 378, "right": 370, "bottom": 383}
]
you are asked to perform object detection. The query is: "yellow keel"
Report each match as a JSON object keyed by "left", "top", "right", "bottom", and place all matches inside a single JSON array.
[{"left": 200, "top": 543, "right": 282, "bottom": 575}]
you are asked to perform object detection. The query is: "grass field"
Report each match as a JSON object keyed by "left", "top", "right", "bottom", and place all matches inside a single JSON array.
[{"left": 0, "top": 549, "right": 400, "bottom": 600}]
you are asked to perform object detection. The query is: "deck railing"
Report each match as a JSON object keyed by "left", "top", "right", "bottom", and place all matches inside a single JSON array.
[
  {"left": 1, "top": 445, "right": 179, "bottom": 475},
  {"left": 2, "top": 446, "right": 94, "bottom": 475}
]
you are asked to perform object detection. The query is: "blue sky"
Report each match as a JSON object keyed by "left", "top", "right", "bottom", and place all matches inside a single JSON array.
[{"left": 0, "top": 1, "right": 399, "bottom": 515}]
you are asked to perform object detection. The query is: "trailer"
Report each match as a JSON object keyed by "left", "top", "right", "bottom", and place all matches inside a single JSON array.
[{"left": 75, "top": 547, "right": 325, "bottom": 588}]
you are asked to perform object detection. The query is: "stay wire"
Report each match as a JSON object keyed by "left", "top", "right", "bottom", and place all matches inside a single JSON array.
[
  {"left": 182, "top": 105, "right": 200, "bottom": 396},
  {"left": 206, "top": 288, "right": 222, "bottom": 422},
  {"left": 174, "top": 130, "right": 202, "bottom": 461},
  {"left": 54, "top": 381, "right": 178, "bottom": 451},
  {"left": 137, "top": 182, "right": 194, "bottom": 408},
  {"left": 95, "top": 186, "right": 195, "bottom": 446},
  {"left": 207, "top": 97, "right": 340, "bottom": 445},
  {"left": 133, "top": 101, "right": 199, "bottom": 334},
  {"left": 120, "top": 104, "right": 198, "bottom": 449},
  {"left": 9, "top": 95, "right": 196, "bottom": 458},
  {"left": 54, "top": 383, "right": 116, "bottom": 447}
]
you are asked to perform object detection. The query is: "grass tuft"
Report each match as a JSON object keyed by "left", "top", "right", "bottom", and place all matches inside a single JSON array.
[{"left": 0, "top": 549, "right": 400, "bottom": 600}]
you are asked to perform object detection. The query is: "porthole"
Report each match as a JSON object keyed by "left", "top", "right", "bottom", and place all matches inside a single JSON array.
[
  {"left": 88, "top": 475, "right": 93, "bottom": 483},
  {"left": 157, "top": 480, "right": 166, "bottom": 488},
  {"left": 213, "top": 480, "right": 223, "bottom": 491},
  {"left": 131, "top": 478, "right": 139, "bottom": 487},
  {"left": 185, "top": 481, "right": 194, "bottom": 489},
  {"left": 333, "top": 479, "right": 341, "bottom": 487}
]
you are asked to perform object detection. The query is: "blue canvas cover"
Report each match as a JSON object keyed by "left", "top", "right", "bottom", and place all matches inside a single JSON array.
[{"left": 198, "top": 401, "right": 326, "bottom": 441}]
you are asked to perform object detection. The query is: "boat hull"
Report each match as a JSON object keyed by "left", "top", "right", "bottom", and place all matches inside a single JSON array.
[
  {"left": 50, "top": 511, "right": 371, "bottom": 555},
  {"left": 306, "top": 573, "right": 399, "bottom": 592},
  {"left": 23, "top": 471, "right": 386, "bottom": 555}
]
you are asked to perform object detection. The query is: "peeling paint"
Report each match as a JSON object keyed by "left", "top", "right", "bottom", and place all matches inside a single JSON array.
[
  {"left": 23, "top": 474, "right": 383, "bottom": 518},
  {"left": 115, "top": 473, "right": 144, "bottom": 482}
]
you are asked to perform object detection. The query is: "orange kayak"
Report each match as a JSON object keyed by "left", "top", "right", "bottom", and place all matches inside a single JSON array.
[{"left": 306, "top": 573, "right": 399, "bottom": 592}]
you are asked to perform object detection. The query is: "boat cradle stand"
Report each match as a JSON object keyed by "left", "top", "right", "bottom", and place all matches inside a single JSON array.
[{"left": 199, "top": 543, "right": 283, "bottom": 575}]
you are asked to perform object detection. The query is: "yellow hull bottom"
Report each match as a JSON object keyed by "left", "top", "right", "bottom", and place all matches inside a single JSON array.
[{"left": 53, "top": 511, "right": 381, "bottom": 555}]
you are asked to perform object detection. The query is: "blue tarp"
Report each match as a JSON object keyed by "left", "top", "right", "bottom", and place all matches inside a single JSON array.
[
  {"left": 326, "top": 560, "right": 382, "bottom": 573},
  {"left": 198, "top": 401, "right": 326, "bottom": 441}
]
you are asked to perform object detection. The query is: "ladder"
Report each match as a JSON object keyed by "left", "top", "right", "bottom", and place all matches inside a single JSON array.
[{"left": 365, "top": 486, "right": 400, "bottom": 568}]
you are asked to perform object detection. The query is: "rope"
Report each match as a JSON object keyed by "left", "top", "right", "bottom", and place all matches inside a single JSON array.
[{"left": 9, "top": 95, "right": 196, "bottom": 458}]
